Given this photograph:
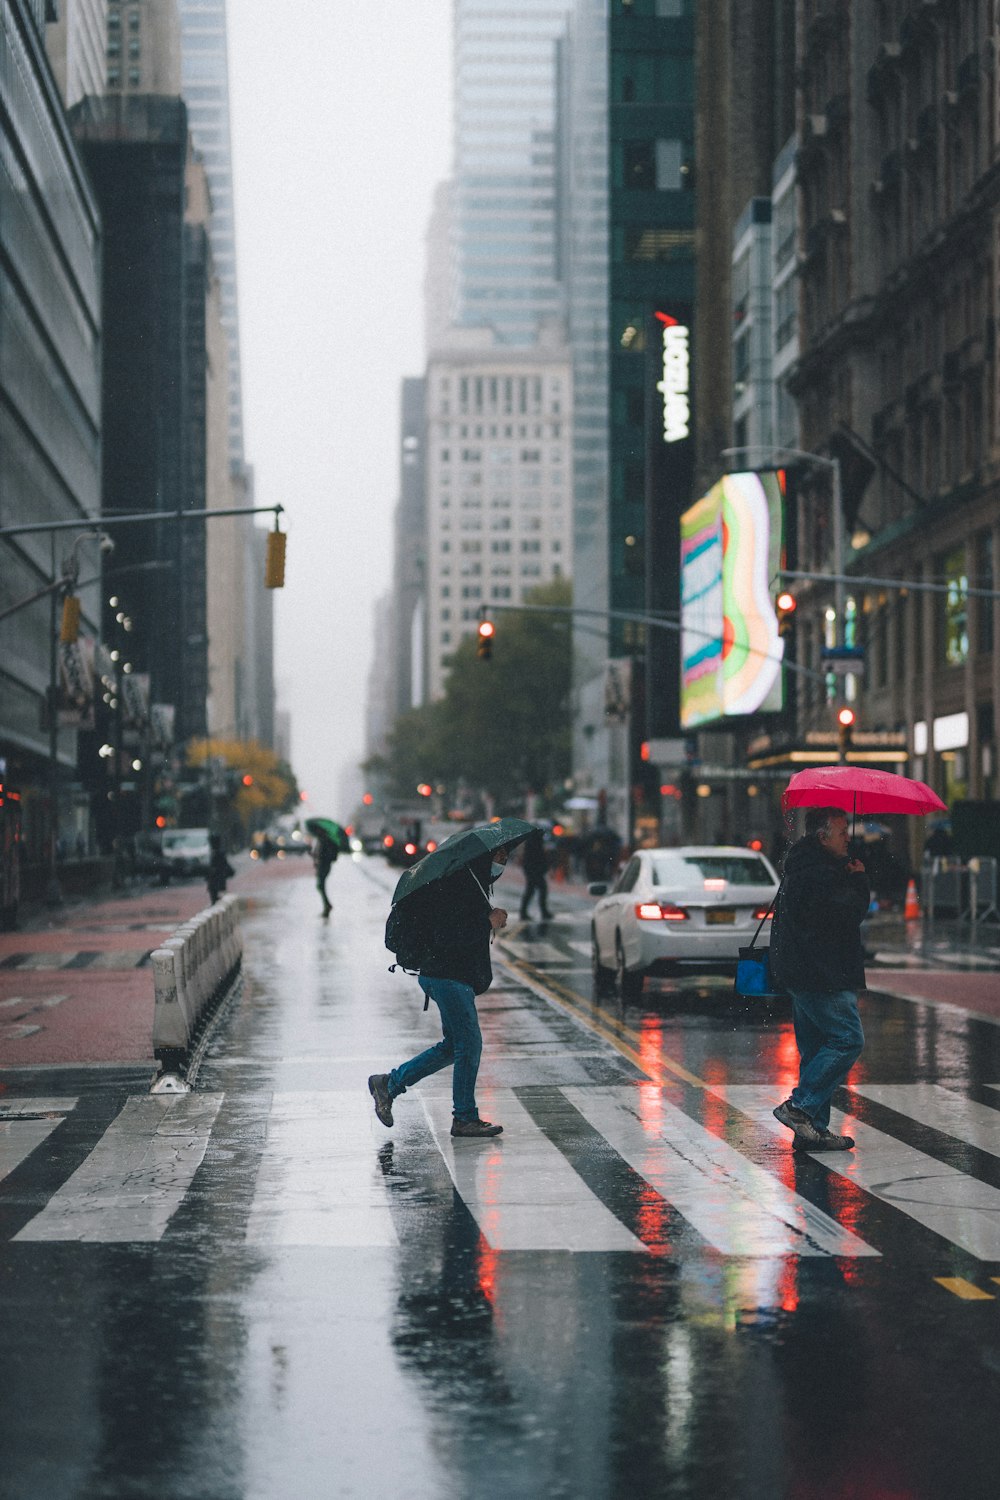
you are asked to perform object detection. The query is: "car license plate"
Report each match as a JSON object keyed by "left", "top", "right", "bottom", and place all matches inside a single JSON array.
[{"left": 706, "top": 908, "right": 735, "bottom": 924}]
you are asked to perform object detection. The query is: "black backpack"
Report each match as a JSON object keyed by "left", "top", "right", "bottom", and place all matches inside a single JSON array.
[{"left": 385, "top": 883, "right": 442, "bottom": 977}]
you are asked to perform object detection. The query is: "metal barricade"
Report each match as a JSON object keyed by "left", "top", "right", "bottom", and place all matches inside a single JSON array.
[{"left": 924, "top": 856, "right": 999, "bottom": 928}]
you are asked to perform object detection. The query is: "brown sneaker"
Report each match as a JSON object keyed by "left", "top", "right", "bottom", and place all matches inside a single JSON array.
[
  {"left": 368, "top": 1074, "right": 394, "bottom": 1128},
  {"left": 794, "top": 1126, "right": 855, "bottom": 1152},
  {"left": 450, "top": 1117, "right": 503, "bottom": 1138},
  {"left": 773, "top": 1098, "right": 824, "bottom": 1144}
]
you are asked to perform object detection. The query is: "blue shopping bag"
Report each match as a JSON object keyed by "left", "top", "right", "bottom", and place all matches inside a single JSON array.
[{"left": 733, "top": 885, "right": 787, "bottom": 1000}]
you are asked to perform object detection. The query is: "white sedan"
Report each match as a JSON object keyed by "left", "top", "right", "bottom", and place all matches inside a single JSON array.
[{"left": 589, "top": 846, "right": 779, "bottom": 997}]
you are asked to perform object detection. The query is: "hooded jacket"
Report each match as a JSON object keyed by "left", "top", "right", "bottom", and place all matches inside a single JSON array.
[{"left": 770, "top": 833, "right": 869, "bottom": 993}]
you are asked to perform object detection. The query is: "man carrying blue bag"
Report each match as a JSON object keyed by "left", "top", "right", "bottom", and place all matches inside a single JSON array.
[{"left": 768, "top": 805, "right": 869, "bottom": 1151}]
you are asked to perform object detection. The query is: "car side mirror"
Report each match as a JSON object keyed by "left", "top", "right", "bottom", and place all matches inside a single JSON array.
[{"left": 588, "top": 882, "right": 608, "bottom": 897}]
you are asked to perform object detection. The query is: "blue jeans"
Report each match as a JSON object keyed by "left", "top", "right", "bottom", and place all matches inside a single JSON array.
[
  {"left": 387, "top": 976, "right": 483, "bottom": 1122},
  {"left": 788, "top": 988, "right": 865, "bottom": 1130}
]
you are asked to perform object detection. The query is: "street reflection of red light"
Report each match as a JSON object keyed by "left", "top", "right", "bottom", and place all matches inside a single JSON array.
[
  {"left": 702, "top": 1059, "right": 728, "bottom": 1137},
  {"left": 776, "top": 1025, "right": 799, "bottom": 1097},
  {"left": 635, "top": 1182, "right": 672, "bottom": 1255},
  {"left": 778, "top": 1258, "right": 799, "bottom": 1312},
  {"left": 476, "top": 1232, "right": 500, "bottom": 1307}
]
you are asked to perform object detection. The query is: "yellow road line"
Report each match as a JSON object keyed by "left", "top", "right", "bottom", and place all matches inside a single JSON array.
[
  {"left": 498, "top": 955, "right": 708, "bottom": 1090},
  {"left": 935, "top": 1277, "right": 995, "bottom": 1300}
]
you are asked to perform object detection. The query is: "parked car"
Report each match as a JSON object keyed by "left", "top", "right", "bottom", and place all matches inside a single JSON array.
[
  {"left": 160, "top": 827, "right": 213, "bottom": 880},
  {"left": 125, "top": 831, "right": 166, "bottom": 881},
  {"left": 588, "top": 845, "right": 779, "bottom": 997}
]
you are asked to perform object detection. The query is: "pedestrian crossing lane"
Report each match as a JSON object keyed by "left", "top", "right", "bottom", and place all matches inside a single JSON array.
[
  {"left": 16, "top": 1094, "right": 222, "bottom": 1243},
  {"left": 566, "top": 1086, "right": 878, "bottom": 1257},
  {"left": 723, "top": 1084, "right": 1000, "bottom": 1261},
  {"left": 423, "top": 1089, "right": 644, "bottom": 1252}
]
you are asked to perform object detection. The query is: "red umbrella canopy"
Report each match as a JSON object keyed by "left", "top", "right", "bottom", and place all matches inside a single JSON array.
[{"left": 782, "top": 765, "right": 947, "bottom": 817}]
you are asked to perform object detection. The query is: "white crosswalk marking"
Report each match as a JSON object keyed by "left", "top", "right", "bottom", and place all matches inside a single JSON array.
[
  {"left": 423, "top": 1090, "right": 644, "bottom": 1252},
  {"left": 0, "top": 1099, "right": 76, "bottom": 1183},
  {"left": 245, "top": 1090, "right": 399, "bottom": 1247},
  {"left": 16, "top": 1094, "right": 222, "bottom": 1243},
  {"left": 566, "top": 1086, "right": 879, "bottom": 1257},
  {"left": 723, "top": 1085, "right": 1000, "bottom": 1260},
  {"left": 852, "top": 1084, "right": 1000, "bottom": 1156}
]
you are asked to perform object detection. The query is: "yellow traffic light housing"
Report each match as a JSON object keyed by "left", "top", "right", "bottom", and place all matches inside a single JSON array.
[
  {"left": 60, "top": 594, "right": 81, "bottom": 644},
  {"left": 477, "top": 617, "right": 495, "bottom": 660},
  {"left": 265, "top": 526, "right": 286, "bottom": 589},
  {"left": 775, "top": 590, "right": 797, "bottom": 637},
  {"left": 837, "top": 705, "right": 855, "bottom": 759}
]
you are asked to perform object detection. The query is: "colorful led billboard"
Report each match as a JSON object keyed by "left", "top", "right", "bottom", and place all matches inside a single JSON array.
[{"left": 680, "top": 470, "right": 785, "bottom": 729}]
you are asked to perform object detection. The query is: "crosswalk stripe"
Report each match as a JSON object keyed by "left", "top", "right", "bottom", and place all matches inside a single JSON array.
[
  {"left": 16, "top": 1094, "right": 223, "bottom": 1243},
  {"left": 566, "top": 1086, "right": 879, "bottom": 1257},
  {"left": 851, "top": 1083, "right": 1000, "bottom": 1156},
  {"left": 245, "top": 1091, "right": 399, "bottom": 1248},
  {"left": 723, "top": 1085, "right": 1000, "bottom": 1260},
  {"left": 423, "top": 1089, "right": 644, "bottom": 1252},
  {"left": 0, "top": 1098, "right": 77, "bottom": 1183}
]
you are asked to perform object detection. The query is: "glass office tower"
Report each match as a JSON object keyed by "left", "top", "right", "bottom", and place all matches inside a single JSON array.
[
  {"left": 452, "top": 0, "right": 574, "bottom": 346},
  {"left": 176, "top": 0, "right": 244, "bottom": 467}
]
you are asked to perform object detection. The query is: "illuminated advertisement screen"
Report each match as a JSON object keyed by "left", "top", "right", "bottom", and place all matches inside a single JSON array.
[{"left": 680, "top": 470, "right": 785, "bottom": 729}]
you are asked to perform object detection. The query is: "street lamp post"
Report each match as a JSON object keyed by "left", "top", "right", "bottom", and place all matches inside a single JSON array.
[{"left": 720, "top": 444, "right": 845, "bottom": 646}]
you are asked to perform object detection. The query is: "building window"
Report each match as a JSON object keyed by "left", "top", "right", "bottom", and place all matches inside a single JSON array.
[
  {"left": 978, "top": 532, "right": 995, "bottom": 655},
  {"left": 128, "top": 8, "right": 140, "bottom": 28},
  {"left": 128, "top": 68, "right": 141, "bottom": 85},
  {"left": 942, "top": 548, "right": 969, "bottom": 666},
  {"left": 108, "top": 8, "right": 120, "bottom": 26},
  {"left": 129, "top": 40, "right": 140, "bottom": 58}
]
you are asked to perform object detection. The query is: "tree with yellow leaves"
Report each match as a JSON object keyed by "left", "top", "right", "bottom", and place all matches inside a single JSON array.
[{"left": 186, "top": 738, "right": 300, "bottom": 835}]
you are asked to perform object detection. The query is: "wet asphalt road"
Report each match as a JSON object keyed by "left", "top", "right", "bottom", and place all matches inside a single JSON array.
[{"left": 3, "top": 860, "right": 1000, "bottom": 1499}]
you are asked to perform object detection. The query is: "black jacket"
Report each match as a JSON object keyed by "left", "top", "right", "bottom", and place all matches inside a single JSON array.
[
  {"left": 417, "top": 854, "right": 495, "bottom": 994},
  {"left": 770, "top": 833, "right": 869, "bottom": 993}
]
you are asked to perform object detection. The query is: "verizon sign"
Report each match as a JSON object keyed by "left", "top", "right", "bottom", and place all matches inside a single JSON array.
[{"left": 655, "top": 311, "right": 690, "bottom": 444}]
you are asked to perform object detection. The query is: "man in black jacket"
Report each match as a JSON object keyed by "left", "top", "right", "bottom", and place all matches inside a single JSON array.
[
  {"left": 368, "top": 847, "right": 509, "bottom": 1138},
  {"left": 769, "top": 806, "right": 869, "bottom": 1150}
]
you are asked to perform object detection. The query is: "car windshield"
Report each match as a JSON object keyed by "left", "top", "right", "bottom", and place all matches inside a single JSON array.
[
  {"left": 651, "top": 854, "right": 773, "bottom": 887},
  {"left": 163, "top": 832, "right": 207, "bottom": 850}
]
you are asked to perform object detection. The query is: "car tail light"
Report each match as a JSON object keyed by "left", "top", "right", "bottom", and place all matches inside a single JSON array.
[
  {"left": 426, "top": 840, "right": 438, "bottom": 852},
  {"left": 636, "top": 901, "right": 689, "bottom": 921},
  {"left": 753, "top": 906, "right": 772, "bottom": 920},
  {"left": 404, "top": 842, "right": 417, "bottom": 856}
]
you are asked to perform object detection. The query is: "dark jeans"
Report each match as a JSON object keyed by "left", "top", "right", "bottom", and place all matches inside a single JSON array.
[
  {"left": 520, "top": 872, "right": 550, "bottom": 918},
  {"left": 387, "top": 976, "right": 483, "bottom": 1122},
  {"left": 788, "top": 988, "right": 865, "bottom": 1129}
]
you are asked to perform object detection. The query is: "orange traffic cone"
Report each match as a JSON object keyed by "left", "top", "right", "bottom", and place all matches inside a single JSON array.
[{"left": 904, "top": 878, "right": 921, "bottom": 922}]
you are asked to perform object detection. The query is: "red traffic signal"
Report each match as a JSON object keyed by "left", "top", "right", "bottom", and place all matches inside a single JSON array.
[
  {"left": 837, "top": 705, "right": 856, "bottom": 758},
  {"left": 242, "top": 773, "right": 254, "bottom": 787},
  {"left": 477, "top": 618, "right": 495, "bottom": 660},
  {"left": 775, "top": 590, "right": 797, "bottom": 636}
]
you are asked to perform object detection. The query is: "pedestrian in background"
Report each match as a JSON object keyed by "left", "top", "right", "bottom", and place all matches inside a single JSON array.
[
  {"left": 519, "top": 829, "right": 552, "bottom": 921},
  {"left": 207, "top": 833, "right": 234, "bottom": 906},
  {"left": 369, "top": 846, "right": 510, "bottom": 1139},
  {"left": 313, "top": 830, "right": 338, "bottom": 916},
  {"left": 769, "top": 805, "right": 869, "bottom": 1151}
]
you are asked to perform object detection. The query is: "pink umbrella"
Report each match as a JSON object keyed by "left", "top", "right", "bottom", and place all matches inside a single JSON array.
[{"left": 782, "top": 765, "right": 946, "bottom": 817}]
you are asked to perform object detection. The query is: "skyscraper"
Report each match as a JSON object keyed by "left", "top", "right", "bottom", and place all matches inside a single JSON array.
[
  {"left": 452, "top": 0, "right": 574, "bottom": 346},
  {"left": 175, "top": 0, "right": 244, "bottom": 467}
]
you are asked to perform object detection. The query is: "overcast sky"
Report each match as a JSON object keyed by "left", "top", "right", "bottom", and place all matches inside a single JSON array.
[{"left": 227, "top": 3, "right": 453, "bottom": 816}]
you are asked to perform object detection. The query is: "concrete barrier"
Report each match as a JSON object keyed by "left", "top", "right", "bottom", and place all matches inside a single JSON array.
[{"left": 150, "top": 895, "right": 243, "bottom": 1092}]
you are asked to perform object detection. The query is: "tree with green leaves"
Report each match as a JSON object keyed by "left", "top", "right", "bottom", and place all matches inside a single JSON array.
[{"left": 376, "top": 578, "right": 572, "bottom": 810}]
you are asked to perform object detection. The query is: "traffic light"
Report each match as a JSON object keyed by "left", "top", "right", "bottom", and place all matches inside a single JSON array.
[
  {"left": 242, "top": 773, "right": 254, "bottom": 787},
  {"left": 265, "top": 526, "right": 286, "bottom": 589},
  {"left": 775, "top": 590, "right": 797, "bottom": 637},
  {"left": 477, "top": 617, "right": 495, "bottom": 660},
  {"left": 837, "top": 705, "right": 855, "bottom": 759},
  {"left": 60, "top": 594, "right": 81, "bottom": 644}
]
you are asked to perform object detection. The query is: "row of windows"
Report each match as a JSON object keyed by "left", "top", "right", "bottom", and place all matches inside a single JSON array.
[
  {"left": 434, "top": 423, "right": 563, "bottom": 440},
  {"left": 108, "top": 9, "right": 140, "bottom": 30},
  {"left": 437, "top": 538, "right": 562, "bottom": 555}
]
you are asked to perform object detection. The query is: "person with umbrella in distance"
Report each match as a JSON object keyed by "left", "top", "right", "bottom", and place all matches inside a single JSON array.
[
  {"left": 369, "top": 818, "right": 533, "bottom": 1139},
  {"left": 305, "top": 818, "right": 349, "bottom": 917},
  {"left": 769, "top": 805, "right": 870, "bottom": 1151}
]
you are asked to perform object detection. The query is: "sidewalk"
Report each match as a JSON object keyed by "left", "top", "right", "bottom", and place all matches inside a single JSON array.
[{"left": 0, "top": 855, "right": 308, "bottom": 1069}]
